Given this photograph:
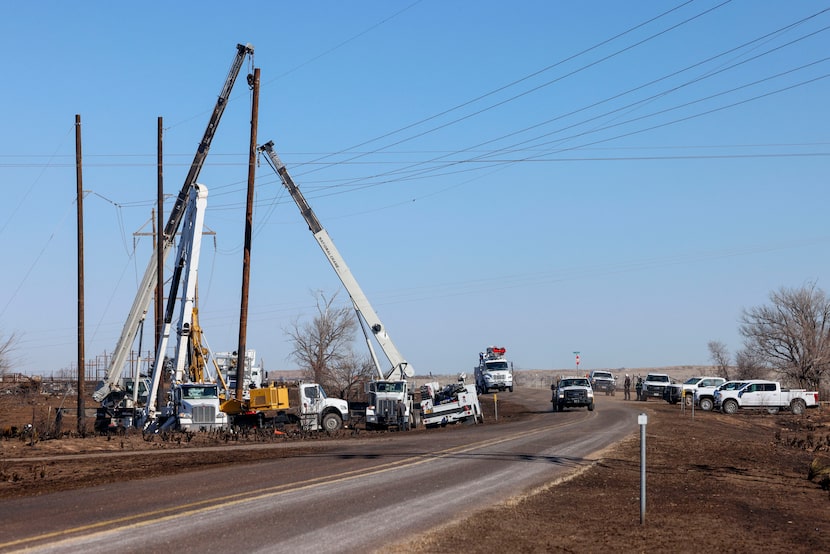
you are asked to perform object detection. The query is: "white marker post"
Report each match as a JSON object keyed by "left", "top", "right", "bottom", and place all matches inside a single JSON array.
[{"left": 638, "top": 412, "right": 648, "bottom": 524}]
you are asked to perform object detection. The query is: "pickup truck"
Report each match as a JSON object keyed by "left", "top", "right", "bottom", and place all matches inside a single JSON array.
[
  {"left": 551, "top": 377, "right": 595, "bottom": 412},
  {"left": 715, "top": 380, "right": 819, "bottom": 415},
  {"left": 663, "top": 376, "right": 726, "bottom": 406},
  {"left": 642, "top": 373, "right": 672, "bottom": 400},
  {"left": 589, "top": 370, "right": 616, "bottom": 395},
  {"left": 694, "top": 380, "right": 746, "bottom": 411}
]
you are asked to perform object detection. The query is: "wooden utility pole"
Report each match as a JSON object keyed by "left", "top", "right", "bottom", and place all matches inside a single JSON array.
[
  {"left": 154, "top": 118, "right": 164, "bottom": 415},
  {"left": 75, "top": 114, "right": 86, "bottom": 435},
  {"left": 235, "top": 67, "right": 259, "bottom": 400},
  {"left": 156, "top": 117, "right": 164, "bottom": 354}
]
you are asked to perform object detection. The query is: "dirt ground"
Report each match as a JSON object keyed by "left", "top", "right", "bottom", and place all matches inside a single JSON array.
[{"left": 1, "top": 389, "right": 829, "bottom": 552}]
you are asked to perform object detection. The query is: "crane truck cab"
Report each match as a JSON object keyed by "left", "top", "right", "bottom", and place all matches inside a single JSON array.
[
  {"left": 365, "top": 380, "right": 415, "bottom": 430},
  {"left": 168, "top": 383, "right": 228, "bottom": 432}
]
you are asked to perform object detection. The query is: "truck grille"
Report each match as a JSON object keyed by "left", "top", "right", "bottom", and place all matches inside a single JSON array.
[
  {"left": 565, "top": 390, "right": 587, "bottom": 401},
  {"left": 192, "top": 405, "right": 216, "bottom": 424},
  {"left": 376, "top": 399, "right": 396, "bottom": 422}
]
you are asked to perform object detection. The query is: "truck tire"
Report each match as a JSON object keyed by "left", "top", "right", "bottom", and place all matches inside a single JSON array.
[
  {"left": 588, "top": 402, "right": 595, "bottom": 412},
  {"left": 322, "top": 412, "right": 343, "bottom": 432},
  {"left": 722, "top": 399, "right": 739, "bottom": 414},
  {"left": 699, "top": 397, "right": 714, "bottom": 411},
  {"left": 509, "top": 386, "right": 513, "bottom": 392},
  {"left": 790, "top": 398, "right": 807, "bottom": 415}
]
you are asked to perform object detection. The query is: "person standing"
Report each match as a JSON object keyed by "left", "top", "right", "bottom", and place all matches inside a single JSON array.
[
  {"left": 397, "top": 399, "right": 409, "bottom": 431},
  {"left": 624, "top": 374, "right": 631, "bottom": 400}
]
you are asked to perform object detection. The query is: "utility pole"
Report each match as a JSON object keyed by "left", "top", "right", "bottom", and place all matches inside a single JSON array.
[
  {"left": 156, "top": 117, "right": 164, "bottom": 415},
  {"left": 75, "top": 114, "right": 86, "bottom": 435},
  {"left": 156, "top": 117, "right": 164, "bottom": 355},
  {"left": 236, "top": 67, "right": 259, "bottom": 401}
]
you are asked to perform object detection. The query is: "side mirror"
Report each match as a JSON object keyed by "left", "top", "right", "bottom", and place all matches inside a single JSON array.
[{"left": 550, "top": 384, "right": 555, "bottom": 391}]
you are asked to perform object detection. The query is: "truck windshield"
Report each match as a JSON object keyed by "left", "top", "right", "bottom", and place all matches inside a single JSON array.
[
  {"left": 485, "top": 361, "right": 509, "bottom": 371},
  {"left": 182, "top": 386, "right": 218, "bottom": 399},
  {"left": 373, "top": 381, "right": 404, "bottom": 393},
  {"left": 561, "top": 379, "right": 590, "bottom": 387}
]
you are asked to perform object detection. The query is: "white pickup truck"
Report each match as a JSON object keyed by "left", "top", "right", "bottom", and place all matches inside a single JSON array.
[
  {"left": 715, "top": 380, "right": 819, "bottom": 415},
  {"left": 695, "top": 380, "right": 747, "bottom": 411},
  {"left": 664, "top": 376, "right": 725, "bottom": 406}
]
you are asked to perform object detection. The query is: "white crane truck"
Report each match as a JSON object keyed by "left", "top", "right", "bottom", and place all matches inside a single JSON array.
[
  {"left": 259, "top": 141, "right": 433, "bottom": 430},
  {"left": 93, "top": 43, "right": 254, "bottom": 431},
  {"left": 142, "top": 184, "right": 228, "bottom": 433}
]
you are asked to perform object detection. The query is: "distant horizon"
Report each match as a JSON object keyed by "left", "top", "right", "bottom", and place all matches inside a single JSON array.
[{"left": 4, "top": 364, "right": 721, "bottom": 382}]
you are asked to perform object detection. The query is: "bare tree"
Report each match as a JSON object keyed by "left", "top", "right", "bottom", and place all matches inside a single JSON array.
[
  {"left": 739, "top": 283, "right": 830, "bottom": 390},
  {"left": 286, "top": 291, "right": 357, "bottom": 391},
  {"left": 707, "top": 340, "right": 732, "bottom": 380},
  {"left": 734, "top": 347, "right": 768, "bottom": 381},
  {"left": 0, "top": 330, "right": 18, "bottom": 379},
  {"left": 328, "top": 352, "right": 376, "bottom": 401}
]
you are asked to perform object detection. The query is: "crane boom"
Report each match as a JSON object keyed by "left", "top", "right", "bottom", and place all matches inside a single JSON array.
[
  {"left": 258, "top": 140, "right": 414, "bottom": 381},
  {"left": 144, "top": 183, "right": 209, "bottom": 421},
  {"left": 94, "top": 43, "right": 254, "bottom": 403}
]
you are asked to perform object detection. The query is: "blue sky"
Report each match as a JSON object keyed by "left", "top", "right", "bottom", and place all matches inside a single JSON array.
[{"left": 1, "top": 1, "right": 828, "bottom": 378}]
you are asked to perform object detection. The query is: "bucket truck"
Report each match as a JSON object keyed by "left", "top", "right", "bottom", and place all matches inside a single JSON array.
[
  {"left": 98, "top": 184, "right": 227, "bottom": 433},
  {"left": 92, "top": 43, "right": 254, "bottom": 430},
  {"left": 142, "top": 184, "right": 228, "bottom": 433},
  {"left": 475, "top": 346, "right": 514, "bottom": 393},
  {"left": 258, "top": 140, "right": 423, "bottom": 430}
]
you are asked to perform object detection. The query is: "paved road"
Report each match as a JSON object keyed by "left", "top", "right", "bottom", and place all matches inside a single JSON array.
[{"left": 0, "top": 388, "right": 641, "bottom": 553}]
